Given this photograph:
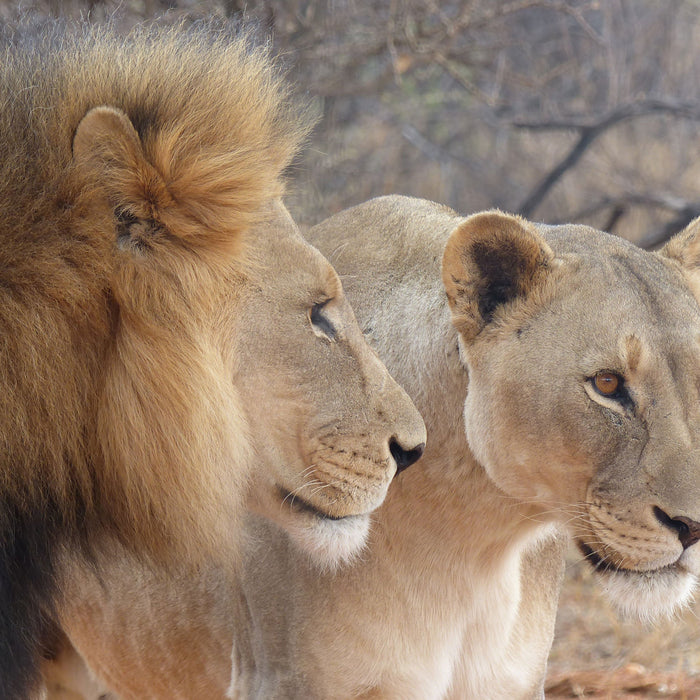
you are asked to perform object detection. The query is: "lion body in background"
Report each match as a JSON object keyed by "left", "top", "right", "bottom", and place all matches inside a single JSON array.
[{"left": 0, "top": 23, "right": 425, "bottom": 699}]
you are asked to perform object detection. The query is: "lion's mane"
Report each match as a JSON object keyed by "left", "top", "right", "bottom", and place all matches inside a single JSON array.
[{"left": 0, "top": 19, "right": 308, "bottom": 697}]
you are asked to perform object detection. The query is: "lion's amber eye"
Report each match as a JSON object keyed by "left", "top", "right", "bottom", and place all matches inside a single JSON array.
[{"left": 593, "top": 372, "right": 621, "bottom": 396}]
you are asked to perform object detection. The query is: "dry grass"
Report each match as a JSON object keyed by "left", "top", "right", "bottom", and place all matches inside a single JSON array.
[
  {"left": 546, "top": 545, "right": 700, "bottom": 698},
  {"left": 546, "top": 667, "right": 700, "bottom": 700}
]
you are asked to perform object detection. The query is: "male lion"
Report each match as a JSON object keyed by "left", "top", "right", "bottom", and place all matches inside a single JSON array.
[
  {"left": 45, "top": 195, "right": 700, "bottom": 699},
  {"left": 0, "top": 24, "right": 425, "bottom": 700}
]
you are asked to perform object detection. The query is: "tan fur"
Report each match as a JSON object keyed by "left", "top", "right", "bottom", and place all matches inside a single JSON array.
[
  {"left": 2, "top": 23, "right": 425, "bottom": 698},
  {"left": 46, "top": 194, "right": 700, "bottom": 699}
]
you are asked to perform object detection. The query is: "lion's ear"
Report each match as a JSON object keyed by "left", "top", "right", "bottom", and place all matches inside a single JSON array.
[
  {"left": 73, "top": 106, "right": 171, "bottom": 251},
  {"left": 441, "top": 211, "right": 554, "bottom": 341},
  {"left": 659, "top": 217, "right": 700, "bottom": 269},
  {"left": 73, "top": 105, "right": 142, "bottom": 170},
  {"left": 659, "top": 217, "right": 700, "bottom": 301}
]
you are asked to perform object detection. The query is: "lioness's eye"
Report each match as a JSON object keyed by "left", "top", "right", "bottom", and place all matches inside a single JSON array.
[
  {"left": 310, "top": 301, "right": 336, "bottom": 340},
  {"left": 592, "top": 371, "right": 623, "bottom": 397}
]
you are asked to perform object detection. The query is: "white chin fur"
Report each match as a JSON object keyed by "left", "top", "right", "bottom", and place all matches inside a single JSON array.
[
  {"left": 596, "top": 566, "right": 697, "bottom": 622},
  {"left": 286, "top": 513, "right": 370, "bottom": 572}
]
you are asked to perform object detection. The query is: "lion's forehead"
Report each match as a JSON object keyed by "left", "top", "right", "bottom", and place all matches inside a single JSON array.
[
  {"left": 560, "top": 307, "right": 700, "bottom": 389},
  {"left": 542, "top": 223, "right": 688, "bottom": 293},
  {"left": 503, "top": 231, "right": 700, "bottom": 399},
  {"left": 547, "top": 235, "right": 700, "bottom": 334},
  {"left": 246, "top": 223, "right": 340, "bottom": 302}
]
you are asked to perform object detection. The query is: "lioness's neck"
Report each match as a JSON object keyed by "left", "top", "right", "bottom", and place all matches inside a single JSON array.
[
  {"left": 371, "top": 348, "right": 547, "bottom": 582},
  {"left": 352, "top": 294, "right": 540, "bottom": 583}
]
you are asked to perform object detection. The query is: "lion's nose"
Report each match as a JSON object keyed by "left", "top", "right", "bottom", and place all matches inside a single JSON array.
[
  {"left": 390, "top": 439, "right": 425, "bottom": 475},
  {"left": 654, "top": 507, "right": 700, "bottom": 549}
]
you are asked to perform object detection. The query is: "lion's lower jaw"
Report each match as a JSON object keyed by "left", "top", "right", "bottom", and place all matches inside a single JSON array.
[
  {"left": 596, "top": 565, "right": 697, "bottom": 622},
  {"left": 286, "top": 513, "right": 371, "bottom": 572}
]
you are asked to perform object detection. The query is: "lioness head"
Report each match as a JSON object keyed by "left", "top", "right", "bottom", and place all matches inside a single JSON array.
[
  {"left": 443, "top": 211, "right": 700, "bottom": 619},
  {"left": 229, "top": 201, "right": 426, "bottom": 567}
]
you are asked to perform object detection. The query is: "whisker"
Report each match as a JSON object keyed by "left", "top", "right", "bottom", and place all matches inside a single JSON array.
[{"left": 280, "top": 479, "right": 327, "bottom": 510}]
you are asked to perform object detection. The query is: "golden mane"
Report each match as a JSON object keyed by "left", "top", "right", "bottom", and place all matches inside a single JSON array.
[{"left": 0, "top": 19, "right": 311, "bottom": 698}]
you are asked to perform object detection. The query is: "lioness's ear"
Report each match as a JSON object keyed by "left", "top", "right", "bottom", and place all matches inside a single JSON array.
[
  {"left": 659, "top": 217, "right": 700, "bottom": 269},
  {"left": 441, "top": 211, "right": 553, "bottom": 341},
  {"left": 73, "top": 106, "right": 170, "bottom": 251},
  {"left": 659, "top": 217, "right": 700, "bottom": 300}
]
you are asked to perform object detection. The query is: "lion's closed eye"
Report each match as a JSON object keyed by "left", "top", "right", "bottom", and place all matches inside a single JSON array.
[{"left": 310, "top": 301, "right": 337, "bottom": 340}]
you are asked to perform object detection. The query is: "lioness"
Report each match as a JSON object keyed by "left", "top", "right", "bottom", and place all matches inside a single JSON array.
[
  {"left": 0, "top": 21, "right": 425, "bottom": 698},
  {"left": 48, "top": 196, "right": 700, "bottom": 699}
]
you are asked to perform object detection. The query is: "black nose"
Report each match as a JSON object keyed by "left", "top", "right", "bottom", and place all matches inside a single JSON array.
[
  {"left": 654, "top": 507, "right": 700, "bottom": 549},
  {"left": 389, "top": 439, "right": 425, "bottom": 475}
]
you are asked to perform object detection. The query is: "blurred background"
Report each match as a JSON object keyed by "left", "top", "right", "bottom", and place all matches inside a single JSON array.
[
  {"left": 3, "top": 1, "right": 700, "bottom": 696},
  {"left": 2, "top": 0, "right": 699, "bottom": 246}
]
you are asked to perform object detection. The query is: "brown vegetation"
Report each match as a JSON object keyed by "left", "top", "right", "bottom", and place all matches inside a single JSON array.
[{"left": 3, "top": 1, "right": 700, "bottom": 246}]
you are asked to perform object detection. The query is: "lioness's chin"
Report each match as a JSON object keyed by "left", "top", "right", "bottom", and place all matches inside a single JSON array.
[
  {"left": 595, "top": 566, "right": 697, "bottom": 621},
  {"left": 249, "top": 485, "right": 373, "bottom": 570},
  {"left": 285, "top": 512, "right": 370, "bottom": 572},
  {"left": 578, "top": 542, "right": 698, "bottom": 621}
]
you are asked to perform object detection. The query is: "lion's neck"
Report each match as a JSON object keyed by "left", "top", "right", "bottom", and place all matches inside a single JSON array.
[
  {"left": 374, "top": 445, "right": 547, "bottom": 585},
  {"left": 370, "top": 307, "right": 548, "bottom": 582}
]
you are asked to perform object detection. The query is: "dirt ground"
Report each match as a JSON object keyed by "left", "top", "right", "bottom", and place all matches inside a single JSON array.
[{"left": 545, "top": 546, "right": 700, "bottom": 699}]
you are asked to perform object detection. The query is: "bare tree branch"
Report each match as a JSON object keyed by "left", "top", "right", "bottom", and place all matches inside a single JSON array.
[
  {"left": 511, "top": 98, "right": 700, "bottom": 130},
  {"left": 517, "top": 128, "right": 597, "bottom": 218},
  {"left": 400, "top": 123, "right": 478, "bottom": 168},
  {"left": 552, "top": 192, "right": 700, "bottom": 248},
  {"left": 638, "top": 205, "right": 700, "bottom": 249},
  {"left": 514, "top": 99, "right": 700, "bottom": 218}
]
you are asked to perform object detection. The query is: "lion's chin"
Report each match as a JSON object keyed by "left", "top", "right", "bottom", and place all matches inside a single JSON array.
[
  {"left": 595, "top": 566, "right": 697, "bottom": 621},
  {"left": 578, "top": 541, "right": 698, "bottom": 621},
  {"left": 248, "top": 485, "right": 374, "bottom": 570},
  {"left": 285, "top": 512, "right": 370, "bottom": 572}
]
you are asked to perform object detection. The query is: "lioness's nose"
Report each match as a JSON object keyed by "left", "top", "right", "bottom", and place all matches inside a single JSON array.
[
  {"left": 390, "top": 439, "right": 425, "bottom": 475},
  {"left": 654, "top": 507, "right": 700, "bottom": 549}
]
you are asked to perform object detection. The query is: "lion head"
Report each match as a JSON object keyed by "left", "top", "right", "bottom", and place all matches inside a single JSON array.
[
  {"left": 442, "top": 211, "right": 700, "bottom": 620},
  {"left": 0, "top": 21, "right": 424, "bottom": 698},
  {"left": 222, "top": 198, "right": 426, "bottom": 567}
]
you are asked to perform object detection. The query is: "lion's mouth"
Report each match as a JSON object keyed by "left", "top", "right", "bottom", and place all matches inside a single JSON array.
[
  {"left": 277, "top": 486, "right": 347, "bottom": 521},
  {"left": 576, "top": 540, "right": 676, "bottom": 576},
  {"left": 577, "top": 541, "right": 617, "bottom": 572},
  {"left": 575, "top": 538, "right": 698, "bottom": 621}
]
